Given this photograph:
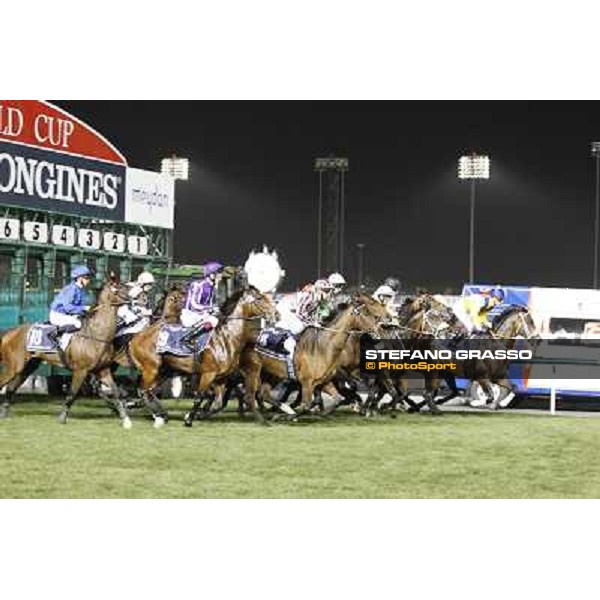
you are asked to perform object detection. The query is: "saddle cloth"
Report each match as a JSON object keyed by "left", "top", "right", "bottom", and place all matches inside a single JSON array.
[
  {"left": 25, "top": 324, "right": 73, "bottom": 352},
  {"left": 255, "top": 327, "right": 296, "bottom": 379},
  {"left": 156, "top": 324, "right": 212, "bottom": 356}
]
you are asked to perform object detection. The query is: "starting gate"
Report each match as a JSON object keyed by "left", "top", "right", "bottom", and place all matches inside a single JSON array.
[{"left": 0, "top": 100, "right": 175, "bottom": 380}]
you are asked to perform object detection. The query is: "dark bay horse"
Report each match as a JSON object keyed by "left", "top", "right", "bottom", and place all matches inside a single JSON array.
[
  {"left": 127, "top": 287, "right": 279, "bottom": 426},
  {"left": 240, "top": 293, "right": 390, "bottom": 420},
  {"left": 403, "top": 296, "right": 536, "bottom": 411},
  {"left": 0, "top": 276, "right": 132, "bottom": 427}
]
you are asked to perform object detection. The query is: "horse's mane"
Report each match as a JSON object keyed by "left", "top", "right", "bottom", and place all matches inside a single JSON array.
[
  {"left": 219, "top": 286, "right": 261, "bottom": 317},
  {"left": 297, "top": 304, "right": 353, "bottom": 355},
  {"left": 492, "top": 304, "right": 528, "bottom": 327},
  {"left": 397, "top": 296, "right": 416, "bottom": 320}
]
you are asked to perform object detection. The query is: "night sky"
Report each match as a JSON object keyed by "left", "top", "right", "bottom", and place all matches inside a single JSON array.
[{"left": 55, "top": 101, "right": 600, "bottom": 292}]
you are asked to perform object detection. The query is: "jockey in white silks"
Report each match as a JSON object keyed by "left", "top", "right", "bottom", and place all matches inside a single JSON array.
[
  {"left": 115, "top": 271, "right": 156, "bottom": 337},
  {"left": 372, "top": 284, "right": 398, "bottom": 319}
]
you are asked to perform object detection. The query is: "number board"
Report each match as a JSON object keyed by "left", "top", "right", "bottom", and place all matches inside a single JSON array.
[
  {"left": 0, "top": 218, "right": 21, "bottom": 240},
  {"left": 51, "top": 225, "right": 75, "bottom": 246},
  {"left": 23, "top": 222, "right": 49, "bottom": 244},
  {"left": 127, "top": 235, "right": 148, "bottom": 256},
  {"left": 78, "top": 228, "right": 101, "bottom": 250},
  {"left": 103, "top": 232, "right": 126, "bottom": 253}
]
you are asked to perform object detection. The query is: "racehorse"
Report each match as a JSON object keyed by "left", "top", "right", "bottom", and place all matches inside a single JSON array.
[
  {"left": 0, "top": 275, "right": 133, "bottom": 427},
  {"left": 404, "top": 295, "right": 536, "bottom": 411},
  {"left": 110, "top": 284, "right": 186, "bottom": 425},
  {"left": 240, "top": 293, "right": 391, "bottom": 420},
  {"left": 127, "top": 287, "right": 279, "bottom": 426},
  {"left": 491, "top": 305, "right": 537, "bottom": 340}
]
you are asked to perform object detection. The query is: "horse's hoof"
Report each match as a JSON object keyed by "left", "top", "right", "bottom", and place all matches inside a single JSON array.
[
  {"left": 57, "top": 411, "right": 68, "bottom": 425},
  {"left": 183, "top": 413, "right": 193, "bottom": 427},
  {"left": 153, "top": 416, "right": 166, "bottom": 429},
  {"left": 122, "top": 417, "right": 133, "bottom": 430}
]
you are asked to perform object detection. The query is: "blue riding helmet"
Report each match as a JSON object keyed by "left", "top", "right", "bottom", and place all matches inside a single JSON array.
[
  {"left": 491, "top": 288, "right": 505, "bottom": 302},
  {"left": 204, "top": 261, "right": 224, "bottom": 276},
  {"left": 71, "top": 265, "right": 91, "bottom": 280}
]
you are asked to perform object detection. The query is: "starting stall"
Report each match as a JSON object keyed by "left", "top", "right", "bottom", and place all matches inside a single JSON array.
[{"left": 0, "top": 100, "right": 175, "bottom": 389}]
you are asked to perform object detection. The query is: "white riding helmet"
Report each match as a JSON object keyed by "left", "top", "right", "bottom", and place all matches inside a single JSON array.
[
  {"left": 373, "top": 285, "right": 395, "bottom": 302},
  {"left": 137, "top": 272, "right": 155, "bottom": 286},
  {"left": 328, "top": 272, "right": 346, "bottom": 287}
]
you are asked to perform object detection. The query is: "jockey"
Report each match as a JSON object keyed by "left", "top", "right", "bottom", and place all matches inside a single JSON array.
[
  {"left": 274, "top": 279, "right": 333, "bottom": 356},
  {"left": 49, "top": 265, "right": 92, "bottom": 336},
  {"left": 180, "top": 261, "right": 224, "bottom": 346},
  {"left": 297, "top": 278, "right": 334, "bottom": 326},
  {"left": 455, "top": 287, "right": 505, "bottom": 334},
  {"left": 372, "top": 284, "right": 397, "bottom": 317},
  {"left": 328, "top": 272, "right": 346, "bottom": 296},
  {"left": 384, "top": 276, "right": 401, "bottom": 294},
  {"left": 116, "top": 271, "right": 155, "bottom": 337}
]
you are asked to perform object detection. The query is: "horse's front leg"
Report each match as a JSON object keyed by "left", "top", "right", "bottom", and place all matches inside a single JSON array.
[
  {"left": 95, "top": 367, "right": 136, "bottom": 429},
  {"left": 57, "top": 368, "right": 90, "bottom": 425}
]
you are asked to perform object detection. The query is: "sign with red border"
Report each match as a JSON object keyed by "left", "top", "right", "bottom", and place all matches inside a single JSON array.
[{"left": 0, "top": 100, "right": 127, "bottom": 165}]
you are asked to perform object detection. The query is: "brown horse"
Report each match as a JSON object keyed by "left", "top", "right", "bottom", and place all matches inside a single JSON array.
[
  {"left": 127, "top": 287, "right": 279, "bottom": 426},
  {"left": 0, "top": 276, "right": 132, "bottom": 426},
  {"left": 401, "top": 294, "right": 524, "bottom": 412},
  {"left": 240, "top": 293, "right": 390, "bottom": 420},
  {"left": 109, "top": 284, "right": 186, "bottom": 425}
]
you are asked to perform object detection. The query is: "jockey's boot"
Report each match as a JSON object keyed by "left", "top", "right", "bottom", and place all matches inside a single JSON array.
[
  {"left": 48, "top": 324, "right": 79, "bottom": 347},
  {"left": 181, "top": 323, "right": 207, "bottom": 350}
]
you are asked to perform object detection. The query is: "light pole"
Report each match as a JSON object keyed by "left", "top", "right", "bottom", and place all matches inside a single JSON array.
[
  {"left": 314, "top": 156, "right": 349, "bottom": 278},
  {"left": 458, "top": 154, "right": 490, "bottom": 284},
  {"left": 160, "top": 155, "right": 190, "bottom": 265},
  {"left": 357, "top": 243, "right": 365, "bottom": 287},
  {"left": 591, "top": 142, "right": 600, "bottom": 288}
]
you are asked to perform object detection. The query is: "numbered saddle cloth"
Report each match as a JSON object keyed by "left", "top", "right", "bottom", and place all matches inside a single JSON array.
[
  {"left": 255, "top": 327, "right": 296, "bottom": 379},
  {"left": 156, "top": 324, "right": 212, "bottom": 356},
  {"left": 26, "top": 324, "right": 60, "bottom": 352}
]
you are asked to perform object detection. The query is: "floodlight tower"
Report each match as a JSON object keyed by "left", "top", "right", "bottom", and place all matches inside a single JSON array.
[
  {"left": 314, "top": 156, "right": 349, "bottom": 278},
  {"left": 458, "top": 153, "right": 490, "bottom": 284},
  {"left": 591, "top": 142, "right": 600, "bottom": 288},
  {"left": 160, "top": 155, "right": 190, "bottom": 263}
]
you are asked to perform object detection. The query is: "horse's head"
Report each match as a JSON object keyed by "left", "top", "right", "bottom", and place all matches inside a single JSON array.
[
  {"left": 228, "top": 287, "right": 279, "bottom": 326},
  {"left": 161, "top": 284, "right": 185, "bottom": 320},
  {"left": 345, "top": 293, "right": 393, "bottom": 338},
  {"left": 493, "top": 305, "right": 538, "bottom": 339},
  {"left": 96, "top": 273, "right": 130, "bottom": 307}
]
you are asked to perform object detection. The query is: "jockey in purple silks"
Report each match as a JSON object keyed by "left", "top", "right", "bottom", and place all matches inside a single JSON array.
[{"left": 180, "top": 261, "right": 224, "bottom": 346}]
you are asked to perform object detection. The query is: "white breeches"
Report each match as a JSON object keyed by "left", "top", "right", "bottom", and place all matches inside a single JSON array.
[
  {"left": 49, "top": 311, "right": 82, "bottom": 329},
  {"left": 117, "top": 317, "right": 150, "bottom": 337},
  {"left": 275, "top": 305, "right": 306, "bottom": 336},
  {"left": 118, "top": 304, "right": 142, "bottom": 325},
  {"left": 181, "top": 308, "right": 218, "bottom": 329}
]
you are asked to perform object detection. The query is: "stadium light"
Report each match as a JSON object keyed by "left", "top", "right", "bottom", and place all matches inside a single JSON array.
[
  {"left": 458, "top": 154, "right": 491, "bottom": 284},
  {"left": 161, "top": 155, "right": 189, "bottom": 181},
  {"left": 591, "top": 142, "right": 600, "bottom": 288}
]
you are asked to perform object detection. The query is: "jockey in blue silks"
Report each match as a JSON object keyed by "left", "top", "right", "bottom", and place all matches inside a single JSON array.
[
  {"left": 49, "top": 265, "right": 92, "bottom": 335},
  {"left": 180, "top": 261, "right": 224, "bottom": 345}
]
